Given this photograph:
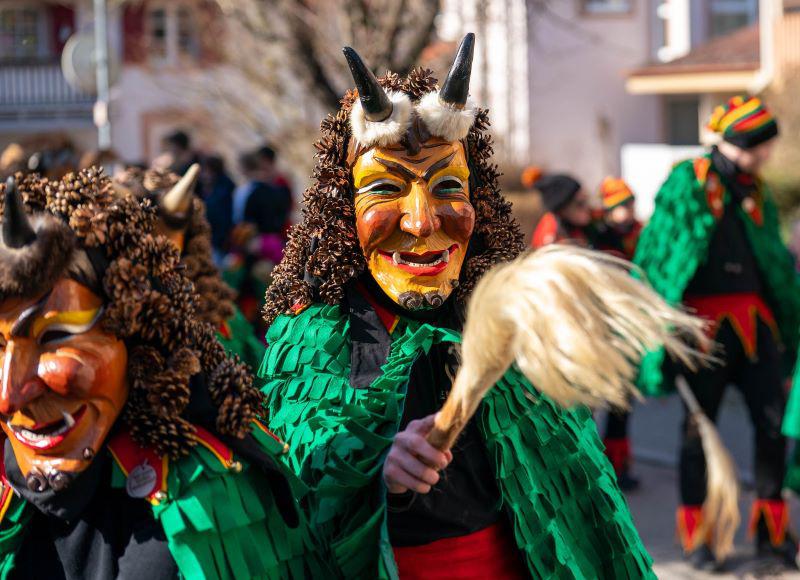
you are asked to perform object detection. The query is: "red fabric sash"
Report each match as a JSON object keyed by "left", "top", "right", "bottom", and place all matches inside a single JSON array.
[
  {"left": 392, "top": 522, "right": 528, "bottom": 579},
  {"left": 684, "top": 293, "right": 778, "bottom": 359}
]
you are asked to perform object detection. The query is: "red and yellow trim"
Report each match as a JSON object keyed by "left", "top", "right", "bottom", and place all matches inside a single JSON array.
[
  {"left": 748, "top": 499, "right": 789, "bottom": 546},
  {"left": 107, "top": 430, "right": 170, "bottom": 505},
  {"left": 677, "top": 505, "right": 707, "bottom": 552},
  {"left": 252, "top": 419, "right": 290, "bottom": 454},
  {"left": 0, "top": 485, "right": 14, "bottom": 524},
  {"left": 356, "top": 282, "right": 401, "bottom": 335},
  {"left": 685, "top": 293, "right": 778, "bottom": 360},
  {"left": 189, "top": 425, "right": 235, "bottom": 469},
  {"left": 218, "top": 320, "right": 232, "bottom": 340}
]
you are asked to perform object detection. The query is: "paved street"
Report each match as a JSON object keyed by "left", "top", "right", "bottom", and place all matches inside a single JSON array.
[{"left": 617, "top": 390, "right": 800, "bottom": 578}]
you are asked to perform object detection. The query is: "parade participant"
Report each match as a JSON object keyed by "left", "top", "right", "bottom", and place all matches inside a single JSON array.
[
  {"left": 531, "top": 173, "right": 617, "bottom": 252},
  {"left": 260, "top": 34, "right": 663, "bottom": 578},
  {"left": 601, "top": 177, "right": 642, "bottom": 260},
  {"left": 599, "top": 176, "right": 644, "bottom": 491},
  {"left": 115, "top": 165, "right": 265, "bottom": 373},
  {"left": 634, "top": 95, "right": 800, "bottom": 570},
  {"left": 0, "top": 170, "right": 324, "bottom": 577}
]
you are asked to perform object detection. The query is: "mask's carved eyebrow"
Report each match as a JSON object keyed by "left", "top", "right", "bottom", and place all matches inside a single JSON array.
[
  {"left": 372, "top": 157, "right": 417, "bottom": 181},
  {"left": 10, "top": 292, "right": 51, "bottom": 338},
  {"left": 423, "top": 152, "right": 457, "bottom": 181}
]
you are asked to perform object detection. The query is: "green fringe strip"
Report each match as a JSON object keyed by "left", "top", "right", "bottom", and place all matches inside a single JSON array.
[
  {"left": 152, "top": 436, "right": 326, "bottom": 579},
  {"left": 261, "top": 303, "right": 655, "bottom": 579},
  {"left": 0, "top": 493, "right": 32, "bottom": 579}
]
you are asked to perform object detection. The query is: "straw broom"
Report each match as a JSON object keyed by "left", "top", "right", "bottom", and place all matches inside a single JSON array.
[
  {"left": 675, "top": 375, "right": 739, "bottom": 562},
  {"left": 426, "top": 244, "right": 737, "bottom": 561}
]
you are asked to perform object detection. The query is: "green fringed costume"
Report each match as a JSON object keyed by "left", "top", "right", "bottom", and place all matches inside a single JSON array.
[
  {"left": 0, "top": 422, "right": 325, "bottom": 579},
  {"left": 633, "top": 154, "right": 800, "bottom": 396},
  {"left": 260, "top": 304, "right": 655, "bottom": 579}
]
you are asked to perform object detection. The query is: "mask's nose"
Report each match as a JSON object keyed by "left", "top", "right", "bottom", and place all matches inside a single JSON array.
[
  {"left": 0, "top": 340, "right": 45, "bottom": 416},
  {"left": 399, "top": 182, "right": 441, "bottom": 239}
]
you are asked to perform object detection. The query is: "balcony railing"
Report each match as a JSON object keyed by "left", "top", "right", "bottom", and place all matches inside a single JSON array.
[{"left": 0, "top": 58, "right": 93, "bottom": 122}]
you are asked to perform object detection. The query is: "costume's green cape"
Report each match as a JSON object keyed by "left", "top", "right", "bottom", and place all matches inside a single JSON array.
[
  {"left": 0, "top": 422, "right": 326, "bottom": 579},
  {"left": 260, "top": 303, "right": 654, "bottom": 579},
  {"left": 217, "top": 306, "right": 265, "bottom": 374},
  {"left": 633, "top": 155, "right": 800, "bottom": 397}
]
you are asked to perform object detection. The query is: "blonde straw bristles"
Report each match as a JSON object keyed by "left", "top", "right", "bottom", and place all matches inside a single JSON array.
[{"left": 454, "top": 245, "right": 709, "bottom": 412}]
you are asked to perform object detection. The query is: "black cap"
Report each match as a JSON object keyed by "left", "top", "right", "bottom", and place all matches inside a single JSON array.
[{"left": 534, "top": 174, "right": 582, "bottom": 213}]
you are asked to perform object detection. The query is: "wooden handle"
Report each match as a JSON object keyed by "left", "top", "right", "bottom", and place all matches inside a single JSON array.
[{"left": 426, "top": 400, "right": 466, "bottom": 452}]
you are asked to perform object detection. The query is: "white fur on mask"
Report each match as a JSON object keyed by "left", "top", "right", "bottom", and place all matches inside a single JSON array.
[
  {"left": 416, "top": 91, "right": 477, "bottom": 143},
  {"left": 349, "top": 91, "right": 412, "bottom": 149}
]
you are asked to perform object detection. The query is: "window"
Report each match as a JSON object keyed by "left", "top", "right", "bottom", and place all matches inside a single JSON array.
[
  {"left": 147, "top": 8, "right": 167, "bottom": 60},
  {"left": 145, "top": 3, "right": 198, "bottom": 65},
  {"left": 0, "top": 8, "right": 44, "bottom": 59},
  {"left": 581, "top": 0, "right": 633, "bottom": 15},
  {"left": 176, "top": 7, "right": 198, "bottom": 57},
  {"left": 710, "top": 0, "right": 757, "bottom": 38},
  {"left": 665, "top": 97, "right": 700, "bottom": 146}
]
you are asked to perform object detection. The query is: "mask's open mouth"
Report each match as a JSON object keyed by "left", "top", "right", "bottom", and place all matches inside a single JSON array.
[
  {"left": 378, "top": 244, "right": 458, "bottom": 275},
  {"left": 9, "top": 405, "right": 87, "bottom": 450}
]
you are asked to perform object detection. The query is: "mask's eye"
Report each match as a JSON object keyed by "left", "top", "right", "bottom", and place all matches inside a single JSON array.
[
  {"left": 35, "top": 307, "right": 104, "bottom": 347},
  {"left": 431, "top": 176, "right": 466, "bottom": 197},
  {"left": 356, "top": 179, "right": 404, "bottom": 196},
  {"left": 38, "top": 329, "right": 75, "bottom": 346}
]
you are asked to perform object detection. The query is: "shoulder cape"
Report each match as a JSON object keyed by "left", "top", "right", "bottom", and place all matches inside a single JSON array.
[
  {"left": 260, "top": 303, "right": 655, "bottom": 579},
  {"left": 633, "top": 156, "right": 800, "bottom": 396},
  {"left": 0, "top": 422, "right": 326, "bottom": 579}
]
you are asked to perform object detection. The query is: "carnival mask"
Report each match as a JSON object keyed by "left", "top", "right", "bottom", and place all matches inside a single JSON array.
[
  {"left": 354, "top": 140, "right": 475, "bottom": 309},
  {"left": 0, "top": 278, "right": 128, "bottom": 488},
  {"left": 115, "top": 164, "right": 199, "bottom": 253},
  {"left": 346, "top": 34, "right": 477, "bottom": 310}
]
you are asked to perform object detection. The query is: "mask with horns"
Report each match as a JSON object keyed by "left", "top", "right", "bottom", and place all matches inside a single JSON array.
[{"left": 264, "top": 33, "right": 524, "bottom": 322}]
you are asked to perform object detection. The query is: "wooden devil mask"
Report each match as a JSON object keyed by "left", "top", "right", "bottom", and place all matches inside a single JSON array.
[
  {"left": 346, "top": 34, "right": 478, "bottom": 311},
  {"left": 0, "top": 172, "right": 256, "bottom": 493}
]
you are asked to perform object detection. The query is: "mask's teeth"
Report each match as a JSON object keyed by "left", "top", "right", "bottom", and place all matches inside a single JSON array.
[
  {"left": 392, "top": 252, "right": 402, "bottom": 266},
  {"left": 442, "top": 250, "right": 450, "bottom": 264},
  {"left": 62, "top": 410, "right": 75, "bottom": 428}
]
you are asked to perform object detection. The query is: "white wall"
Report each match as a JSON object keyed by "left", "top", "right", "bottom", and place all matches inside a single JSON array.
[
  {"left": 526, "top": 2, "right": 661, "bottom": 196},
  {"left": 439, "top": 0, "right": 530, "bottom": 166},
  {"left": 621, "top": 143, "right": 705, "bottom": 219}
]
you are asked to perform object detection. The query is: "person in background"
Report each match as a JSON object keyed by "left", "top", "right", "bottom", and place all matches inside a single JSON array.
[
  {"left": 160, "top": 130, "right": 200, "bottom": 177},
  {"left": 227, "top": 150, "right": 290, "bottom": 330},
  {"left": 531, "top": 173, "right": 611, "bottom": 249},
  {"left": 199, "top": 154, "right": 235, "bottom": 264},
  {"left": 255, "top": 144, "right": 293, "bottom": 234},
  {"left": 601, "top": 177, "right": 643, "bottom": 260},
  {"left": 635, "top": 95, "right": 800, "bottom": 571},
  {"left": 599, "top": 176, "right": 644, "bottom": 492}
]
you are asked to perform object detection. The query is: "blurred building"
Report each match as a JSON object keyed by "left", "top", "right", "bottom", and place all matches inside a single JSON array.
[
  {"left": 624, "top": 0, "right": 798, "bottom": 215},
  {"left": 441, "top": 0, "right": 795, "bottom": 216},
  {"left": 0, "top": 0, "right": 224, "bottom": 165}
]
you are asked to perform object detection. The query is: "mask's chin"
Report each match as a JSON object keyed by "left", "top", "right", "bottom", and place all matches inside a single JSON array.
[{"left": 5, "top": 403, "right": 115, "bottom": 491}]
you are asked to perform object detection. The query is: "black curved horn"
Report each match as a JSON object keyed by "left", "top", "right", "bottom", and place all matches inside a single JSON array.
[
  {"left": 3, "top": 177, "right": 36, "bottom": 249},
  {"left": 440, "top": 33, "right": 475, "bottom": 108},
  {"left": 342, "top": 47, "right": 393, "bottom": 122}
]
